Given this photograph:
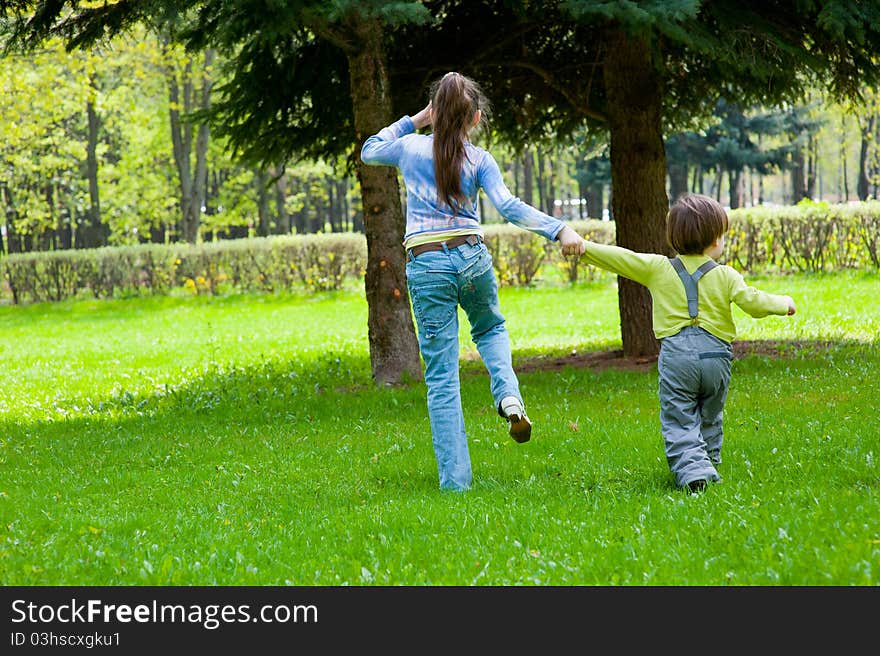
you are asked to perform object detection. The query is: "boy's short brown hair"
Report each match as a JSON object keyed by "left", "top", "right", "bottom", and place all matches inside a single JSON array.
[{"left": 666, "top": 193, "right": 729, "bottom": 255}]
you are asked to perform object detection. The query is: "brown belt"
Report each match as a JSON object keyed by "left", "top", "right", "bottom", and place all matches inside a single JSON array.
[{"left": 407, "top": 234, "right": 482, "bottom": 258}]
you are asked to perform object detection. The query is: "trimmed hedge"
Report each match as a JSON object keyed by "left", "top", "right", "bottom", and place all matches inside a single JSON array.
[
  {"left": 2, "top": 201, "right": 878, "bottom": 305},
  {"left": 1, "top": 234, "right": 366, "bottom": 304},
  {"left": 725, "top": 201, "right": 880, "bottom": 273}
]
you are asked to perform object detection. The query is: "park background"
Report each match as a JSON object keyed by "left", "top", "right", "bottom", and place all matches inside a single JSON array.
[
  {"left": 1, "top": 27, "right": 878, "bottom": 253},
  {"left": 0, "top": 2, "right": 878, "bottom": 586}
]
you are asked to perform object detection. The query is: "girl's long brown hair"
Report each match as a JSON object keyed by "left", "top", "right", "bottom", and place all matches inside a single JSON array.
[{"left": 430, "top": 72, "right": 489, "bottom": 213}]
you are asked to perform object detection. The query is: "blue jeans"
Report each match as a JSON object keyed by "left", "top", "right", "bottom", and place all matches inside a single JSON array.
[{"left": 406, "top": 240, "right": 522, "bottom": 491}]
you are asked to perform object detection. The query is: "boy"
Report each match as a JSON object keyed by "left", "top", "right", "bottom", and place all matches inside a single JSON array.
[{"left": 579, "top": 194, "right": 796, "bottom": 492}]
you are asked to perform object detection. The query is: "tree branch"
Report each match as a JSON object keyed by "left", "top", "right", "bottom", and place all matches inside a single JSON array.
[{"left": 505, "top": 60, "right": 607, "bottom": 123}]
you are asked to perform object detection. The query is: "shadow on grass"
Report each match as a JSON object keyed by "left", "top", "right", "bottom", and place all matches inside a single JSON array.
[
  {"left": 510, "top": 338, "right": 876, "bottom": 374},
  {"left": 5, "top": 338, "right": 875, "bottom": 442},
  {"left": 1, "top": 350, "right": 380, "bottom": 447}
]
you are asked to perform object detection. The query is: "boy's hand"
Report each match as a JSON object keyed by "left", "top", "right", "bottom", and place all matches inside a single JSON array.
[
  {"left": 786, "top": 297, "right": 797, "bottom": 315},
  {"left": 557, "top": 225, "right": 585, "bottom": 257}
]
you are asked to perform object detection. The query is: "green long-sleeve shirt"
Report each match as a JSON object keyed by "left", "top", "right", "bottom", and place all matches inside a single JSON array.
[{"left": 581, "top": 241, "right": 791, "bottom": 342}]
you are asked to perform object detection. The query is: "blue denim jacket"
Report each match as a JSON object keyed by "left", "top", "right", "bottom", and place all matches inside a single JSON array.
[{"left": 361, "top": 115, "right": 565, "bottom": 247}]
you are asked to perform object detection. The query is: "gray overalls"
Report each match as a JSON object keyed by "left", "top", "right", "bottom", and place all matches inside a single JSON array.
[{"left": 658, "top": 258, "right": 733, "bottom": 488}]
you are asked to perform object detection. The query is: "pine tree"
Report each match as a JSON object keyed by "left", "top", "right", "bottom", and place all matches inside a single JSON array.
[{"left": 390, "top": 0, "right": 880, "bottom": 356}]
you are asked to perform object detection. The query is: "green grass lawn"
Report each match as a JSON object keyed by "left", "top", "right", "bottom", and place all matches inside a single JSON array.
[{"left": 0, "top": 269, "right": 878, "bottom": 585}]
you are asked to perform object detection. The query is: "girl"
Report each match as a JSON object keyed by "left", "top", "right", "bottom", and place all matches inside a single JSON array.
[{"left": 361, "top": 72, "right": 583, "bottom": 491}]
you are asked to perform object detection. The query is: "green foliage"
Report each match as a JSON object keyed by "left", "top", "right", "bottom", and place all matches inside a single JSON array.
[
  {"left": 482, "top": 226, "right": 550, "bottom": 287},
  {"left": 0, "top": 40, "right": 92, "bottom": 240},
  {"left": 725, "top": 200, "right": 880, "bottom": 273},
  {"left": 0, "top": 272, "right": 877, "bottom": 584},
  {"left": 483, "top": 220, "right": 615, "bottom": 287},
  {"left": 4, "top": 203, "right": 880, "bottom": 304},
  {"left": 706, "top": 99, "right": 802, "bottom": 175},
  {"left": 4, "top": 1, "right": 879, "bottom": 248},
  {"left": 169, "top": 0, "right": 429, "bottom": 169},
  {"left": 392, "top": 1, "right": 880, "bottom": 147},
  {"left": 1, "top": 233, "right": 368, "bottom": 303},
  {"left": 2, "top": 244, "right": 174, "bottom": 302},
  {"left": 555, "top": 220, "right": 615, "bottom": 283},
  {"left": 0, "top": 30, "right": 266, "bottom": 247}
]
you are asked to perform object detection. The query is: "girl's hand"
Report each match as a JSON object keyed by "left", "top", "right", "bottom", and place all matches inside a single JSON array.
[
  {"left": 412, "top": 102, "right": 433, "bottom": 130},
  {"left": 557, "top": 225, "right": 585, "bottom": 257}
]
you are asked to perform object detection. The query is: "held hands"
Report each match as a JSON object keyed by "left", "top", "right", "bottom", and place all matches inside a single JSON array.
[
  {"left": 557, "top": 225, "right": 586, "bottom": 257},
  {"left": 412, "top": 102, "right": 433, "bottom": 130}
]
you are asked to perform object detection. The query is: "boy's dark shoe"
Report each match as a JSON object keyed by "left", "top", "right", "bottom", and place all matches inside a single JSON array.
[{"left": 687, "top": 479, "right": 707, "bottom": 494}]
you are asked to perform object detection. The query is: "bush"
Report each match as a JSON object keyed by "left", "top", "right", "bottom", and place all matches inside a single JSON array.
[
  {"left": 482, "top": 225, "right": 549, "bottom": 286},
  {"left": 725, "top": 200, "right": 880, "bottom": 273},
  {"left": 1, "top": 233, "right": 367, "bottom": 304},
  {"left": 2, "top": 201, "right": 878, "bottom": 305}
]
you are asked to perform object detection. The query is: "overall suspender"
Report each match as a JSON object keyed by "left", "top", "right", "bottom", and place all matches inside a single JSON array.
[{"left": 669, "top": 257, "right": 718, "bottom": 320}]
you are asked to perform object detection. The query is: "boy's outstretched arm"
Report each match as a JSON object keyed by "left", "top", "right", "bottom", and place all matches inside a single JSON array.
[
  {"left": 730, "top": 275, "right": 794, "bottom": 318},
  {"left": 578, "top": 239, "right": 660, "bottom": 287}
]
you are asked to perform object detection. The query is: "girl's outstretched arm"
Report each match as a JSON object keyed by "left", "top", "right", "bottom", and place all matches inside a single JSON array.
[{"left": 477, "top": 151, "right": 564, "bottom": 241}]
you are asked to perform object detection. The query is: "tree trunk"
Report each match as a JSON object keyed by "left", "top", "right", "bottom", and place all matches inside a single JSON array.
[
  {"left": 806, "top": 133, "right": 817, "bottom": 200},
  {"left": 308, "top": 183, "right": 323, "bottom": 233},
  {"left": 535, "top": 149, "right": 547, "bottom": 214},
  {"left": 693, "top": 165, "right": 704, "bottom": 194},
  {"left": 603, "top": 29, "right": 669, "bottom": 358},
  {"left": 186, "top": 48, "right": 214, "bottom": 244},
  {"left": 747, "top": 169, "right": 754, "bottom": 206},
  {"left": 857, "top": 115, "right": 874, "bottom": 201},
  {"left": 668, "top": 159, "right": 688, "bottom": 202},
  {"left": 83, "top": 76, "right": 106, "bottom": 248},
  {"left": 577, "top": 175, "right": 587, "bottom": 219},
  {"left": 293, "top": 206, "right": 307, "bottom": 234},
  {"left": 513, "top": 157, "right": 520, "bottom": 198},
  {"left": 58, "top": 202, "right": 72, "bottom": 250},
  {"left": 728, "top": 169, "right": 743, "bottom": 209},
  {"left": 348, "top": 19, "right": 421, "bottom": 385},
  {"left": 150, "top": 224, "right": 166, "bottom": 244},
  {"left": 255, "top": 169, "right": 271, "bottom": 236},
  {"left": 586, "top": 182, "right": 603, "bottom": 220},
  {"left": 274, "top": 168, "right": 290, "bottom": 234},
  {"left": 166, "top": 48, "right": 213, "bottom": 244},
  {"left": 42, "top": 184, "right": 55, "bottom": 250},
  {"left": 327, "top": 175, "right": 338, "bottom": 232},
  {"left": 521, "top": 149, "right": 534, "bottom": 205},
  {"left": 336, "top": 178, "right": 350, "bottom": 232},
  {"left": 840, "top": 115, "right": 849, "bottom": 202},
  {"left": 714, "top": 166, "right": 723, "bottom": 202},
  {"left": 2, "top": 183, "right": 22, "bottom": 254},
  {"left": 791, "top": 147, "right": 807, "bottom": 202},
  {"left": 167, "top": 55, "right": 193, "bottom": 243}
]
